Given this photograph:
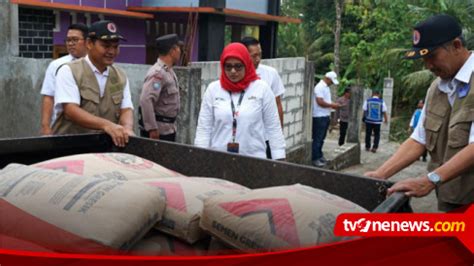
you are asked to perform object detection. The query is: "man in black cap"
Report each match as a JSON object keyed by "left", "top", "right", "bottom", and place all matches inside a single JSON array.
[
  {"left": 53, "top": 20, "right": 134, "bottom": 147},
  {"left": 139, "top": 34, "right": 182, "bottom": 141},
  {"left": 365, "top": 14, "right": 474, "bottom": 212}
]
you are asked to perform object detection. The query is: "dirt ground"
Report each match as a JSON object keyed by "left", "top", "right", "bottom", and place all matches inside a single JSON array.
[{"left": 324, "top": 130, "right": 439, "bottom": 213}]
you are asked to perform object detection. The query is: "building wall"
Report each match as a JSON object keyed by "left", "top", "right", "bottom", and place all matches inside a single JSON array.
[
  {"left": 0, "top": 57, "right": 312, "bottom": 163},
  {"left": 142, "top": 0, "right": 269, "bottom": 14},
  {"left": 29, "top": 0, "right": 147, "bottom": 63},
  {"left": 18, "top": 7, "right": 54, "bottom": 59},
  {"left": 142, "top": 0, "right": 199, "bottom": 7}
]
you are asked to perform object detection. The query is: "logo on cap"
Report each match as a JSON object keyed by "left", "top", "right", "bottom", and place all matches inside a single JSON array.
[
  {"left": 413, "top": 30, "right": 420, "bottom": 45},
  {"left": 107, "top": 23, "right": 117, "bottom": 33}
]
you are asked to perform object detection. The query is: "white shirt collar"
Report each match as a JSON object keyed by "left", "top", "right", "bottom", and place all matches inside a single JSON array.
[
  {"left": 438, "top": 52, "right": 474, "bottom": 95},
  {"left": 85, "top": 55, "right": 109, "bottom": 76},
  {"left": 455, "top": 52, "right": 474, "bottom": 84}
]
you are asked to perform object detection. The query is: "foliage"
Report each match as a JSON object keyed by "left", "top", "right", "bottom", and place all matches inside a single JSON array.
[{"left": 278, "top": 0, "right": 474, "bottom": 117}]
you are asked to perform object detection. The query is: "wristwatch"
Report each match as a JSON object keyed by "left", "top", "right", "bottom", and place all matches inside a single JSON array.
[{"left": 427, "top": 172, "right": 442, "bottom": 186}]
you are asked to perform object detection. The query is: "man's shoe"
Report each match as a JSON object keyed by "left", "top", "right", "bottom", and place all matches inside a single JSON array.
[
  {"left": 371, "top": 148, "right": 377, "bottom": 153},
  {"left": 319, "top": 157, "right": 328, "bottom": 163},
  {"left": 312, "top": 159, "right": 326, "bottom": 167}
]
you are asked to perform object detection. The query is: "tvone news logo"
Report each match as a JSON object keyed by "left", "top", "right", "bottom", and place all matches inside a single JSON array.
[{"left": 342, "top": 218, "right": 465, "bottom": 233}]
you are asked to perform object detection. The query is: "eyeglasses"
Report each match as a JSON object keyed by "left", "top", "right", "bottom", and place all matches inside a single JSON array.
[
  {"left": 224, "top": 63, "right": 245, "bottom": 72},
  {"left": 64, "top": 38, "right": 84, "bottom": 44}
]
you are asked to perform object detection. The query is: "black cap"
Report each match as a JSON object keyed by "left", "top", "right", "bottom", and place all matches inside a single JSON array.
[
  {"left": 88, "top": 20, "right": 125, "bottom": 41},
  {"left": 404, "top": 14, "right": 462, "bottom": 59},
  {"left": 156, "top": 34, "right": 183, "bottom": 51}
]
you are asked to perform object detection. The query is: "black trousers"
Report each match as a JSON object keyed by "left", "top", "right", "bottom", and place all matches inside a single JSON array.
[
  {"left": 365, "top": 122, "right": 381, "bottom": 149},
  {"left": 339, "top": 121, "right": 348, "bottom": 146},
  {"left": 140, "top": 130, "right": 176, "bottom": 142}
]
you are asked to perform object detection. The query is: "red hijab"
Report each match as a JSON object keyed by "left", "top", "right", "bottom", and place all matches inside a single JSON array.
[{"left": 219, "top": 43, "right": 258, "bottom": 93}]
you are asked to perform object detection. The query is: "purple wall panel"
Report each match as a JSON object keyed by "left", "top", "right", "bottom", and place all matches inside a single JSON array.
[
  {"left": 81, "top": 0, "right": 105, "bottom": 8},
  {"left": 105, "top": 16, "right": 145, "bottom": 44},
  {"left": 54, "top": 0, "right": 81, "bottom": 4},
  {"left": 105, "top": 0, "right": 126, "bottom": 10},
  {"left": 53, "top": 12, "right": 70, "bottom": 45},
  {"left": 191, "top": 27, "right": 198, "bottom": 62},
  {"left": 128, "top": 0, "right": 143, "bottom": 7},
  {"left": 115, "top": 47, "right": 146, "bottom": 64},
  {"left": 106, "top": 16, "right": 146, "bottom": 63}
]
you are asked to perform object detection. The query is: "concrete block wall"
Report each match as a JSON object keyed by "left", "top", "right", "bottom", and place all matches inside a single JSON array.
[{"left": 0, "top": 59, "right": 200, "bottom": 145}]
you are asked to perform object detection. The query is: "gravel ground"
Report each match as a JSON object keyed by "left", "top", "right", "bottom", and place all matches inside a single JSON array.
[{"left": 324, "top": 130, "right": 439, "bottom": 213}]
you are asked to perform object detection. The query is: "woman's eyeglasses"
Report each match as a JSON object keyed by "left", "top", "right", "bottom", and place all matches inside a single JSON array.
[
  {"left": 64, "top": 38, "right": 84, "bottom": 44},
  {"left": 224, "top": 63, "right": 245, "bottom": 72}
]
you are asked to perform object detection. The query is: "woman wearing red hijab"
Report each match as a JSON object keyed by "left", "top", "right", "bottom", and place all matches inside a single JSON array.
[{"left": 194, "top": 43, "right": 285, "bottom": 159}]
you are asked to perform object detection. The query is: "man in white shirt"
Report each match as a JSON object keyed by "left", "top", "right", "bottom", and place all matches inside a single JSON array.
[
  {"left": 40, "top": 23, "right": 88, "bottom": 135},
  {"left": 240, "top": 37, "right": 285, "bottom": 159},
  {"left": 312, "top": 71, "right": 340, "bottom": 167},
  {"left": 53, "top": 20, "right": 134, "bottom": 148},
  {"left": 366, "top": 14, "right": 474, "bottom": 211}
]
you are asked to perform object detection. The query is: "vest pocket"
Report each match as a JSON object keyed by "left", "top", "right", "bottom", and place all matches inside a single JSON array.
[
  {"left": 80, "top": 87, "right": 100, "bottom": 104},
  {"left": 447, "top": 122, "right": 470, "bottom": 148},
  {"left": 424, "top": 116, "right": 443, "bottom": 152},
  {"left": 111, "top": 92, "right": 123, "bottom": 105}
]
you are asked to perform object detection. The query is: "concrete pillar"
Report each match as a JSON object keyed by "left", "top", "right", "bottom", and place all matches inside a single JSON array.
[
  {"left": 0, "top": 1, "right": 19, "bottom": 58},
  {"left": 303, "top": 60, "right": 315, "bottom": 163},
  {"left": 381, "top": 77, "right": 394, "bottom": 141},
  {"left": 347, "top": 85, "right": 364, "bottom": 143}
]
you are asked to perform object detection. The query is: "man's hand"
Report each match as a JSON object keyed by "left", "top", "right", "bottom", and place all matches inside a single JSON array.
[
  {"left": 149, "top": 129, "right": 160, "bottom": 139},
  {"left": 387, "top": 176, "right": 436, "bottom": 197},
  {"left": 103, "top": 123, "right": 130, "bottom": 147},
  {"left": 125, "top": 128, "right": 135, "bottom": 137},
  {"left": 40, "top": 126, "right": 53, "bottom": 136},
  {"left": 364, "top": 170, "right": 386, "bottom": 180},
  {"left": 332, "top": 103, "right": 341, "bottom": 109}
]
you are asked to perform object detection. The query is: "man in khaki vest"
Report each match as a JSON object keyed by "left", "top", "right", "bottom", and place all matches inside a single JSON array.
[
  {"left": 365, "top": 14, "right": 474, "bottom": 212},
  {"left": 53, "top": 20, "right": 134, "bottom": 147}
]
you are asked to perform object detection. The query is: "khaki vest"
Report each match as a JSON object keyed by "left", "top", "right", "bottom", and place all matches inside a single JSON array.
[
  {"left": 424, "top": 74, "right": 474, "bottom": 205},
  {"left": 53, "top": 59, "right": 126, "bottom": 135}
]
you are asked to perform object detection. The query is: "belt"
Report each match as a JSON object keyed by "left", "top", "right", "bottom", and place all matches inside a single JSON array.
[{"left": 155, "top": 115, "right": 176, "bottom": 124}]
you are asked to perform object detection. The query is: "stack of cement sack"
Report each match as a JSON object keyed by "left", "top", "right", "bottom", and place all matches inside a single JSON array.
[
  {"left": 200, "top": 184, "right": 368, "bottom": 253},
  {"left": 0, "top": 153, "right": 368, "bottom": 255}
]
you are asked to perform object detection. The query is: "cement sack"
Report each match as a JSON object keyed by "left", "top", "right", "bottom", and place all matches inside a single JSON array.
[
  {"left": 145, "top": 177, "right": 250, "bottom": 244},
  {"left": 199, "top": 184, "right": 368, "bottom": 253},
  {"left": 207, "top": 237, "right": 239, "bottom": 256},
  {"left": 129, "top": 229, "right": 207, "bottom": 256},
  {"left": 0, "top": 164, "right": 166, "bottom": 254},
  {"left": 33, "top": 152, "right": 183, "bottom": 180}
]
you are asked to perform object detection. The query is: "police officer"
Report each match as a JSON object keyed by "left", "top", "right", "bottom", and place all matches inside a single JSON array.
[
  {"left": 139, "top": 34, "right": 182, "bottom": 141},
  {"left": 53, "top": 20, "right": 134, "bottom": 147}
]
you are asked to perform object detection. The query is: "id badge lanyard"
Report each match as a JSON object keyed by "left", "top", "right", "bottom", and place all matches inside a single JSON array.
[{"left": 230, "top": 91, "right": 245, "bottom": 143}]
